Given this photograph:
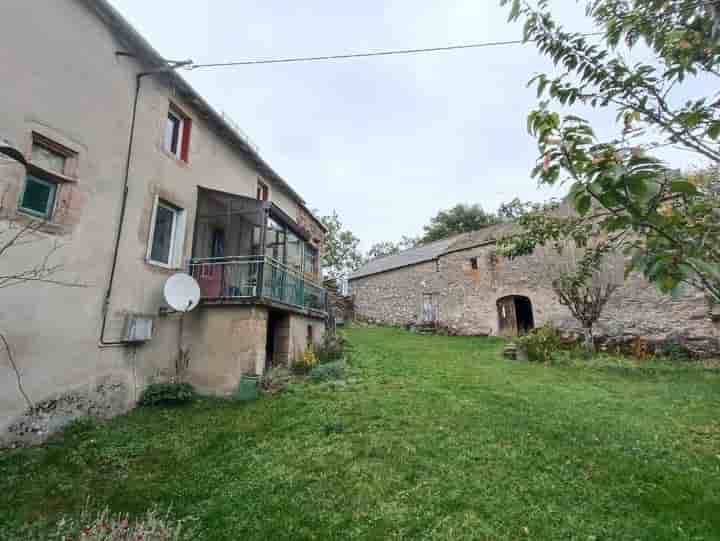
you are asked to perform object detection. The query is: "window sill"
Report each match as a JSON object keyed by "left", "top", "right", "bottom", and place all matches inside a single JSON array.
[
  {"left": 160, "top": 148, "right": 190, "bottom": 167},
  {"left": 145, "top": 259, "right": 183, "bottom": 272},
  {"left": 14, "top": 210, "right": 68, "bottom": 235}
]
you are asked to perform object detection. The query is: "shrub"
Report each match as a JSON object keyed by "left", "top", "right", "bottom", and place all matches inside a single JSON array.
[
  {"left": 657, "top": 339, "right": 692, "bottom": 362},
  {"left": 261, "top": 367, "right": 292, "bottom": 394},
  {"left": 292, "top": 346, "right": 318, "bottom": 375},
  {"left": 309, "top": 360, "right": 346, "bottom": 382},
  {"left": 316, "top": 332, "right": 349, "bottom": 364},
  {"left": 516, "top": 324, "right": 562, "bottom": 363},
  {"left": 138, "top": 383, "right": 196, "bottom": 407}
]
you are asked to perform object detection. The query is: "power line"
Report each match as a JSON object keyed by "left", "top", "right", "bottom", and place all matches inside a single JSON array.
[{"left": 187, "top": 33, "right": 603, "bottom": 70}]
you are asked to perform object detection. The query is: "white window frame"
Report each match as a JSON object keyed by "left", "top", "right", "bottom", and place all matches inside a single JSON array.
[
  {"left": 146, "top": 196, "right": 186, "bottom": 269},
  {"left": 164, "top": 108, "right": 185, "bottom": 159},
  {"left": 257, "top": 178, "right": 270, "bottom": 201}
]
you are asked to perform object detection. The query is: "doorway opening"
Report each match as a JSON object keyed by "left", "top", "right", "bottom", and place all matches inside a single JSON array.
[
  {"left": 497, "top": 295, "right": 535, "bottom": 336},
  {"left": 266, "top": 311, "right": 290, "bottom": 371}
]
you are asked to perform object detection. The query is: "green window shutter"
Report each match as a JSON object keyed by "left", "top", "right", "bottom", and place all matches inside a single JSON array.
[{"left": 20, "top": 175, "right": 56, "bottom": 218}]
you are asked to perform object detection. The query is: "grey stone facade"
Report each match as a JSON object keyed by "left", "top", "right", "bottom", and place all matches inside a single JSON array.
[{"left": 350, "top": 236, "right": 720, "bottom": 355}]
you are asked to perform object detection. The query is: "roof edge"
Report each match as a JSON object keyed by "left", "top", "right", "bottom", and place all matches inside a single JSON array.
[{"left": 85, "top": 0, "right": 325, "bottom": 232}]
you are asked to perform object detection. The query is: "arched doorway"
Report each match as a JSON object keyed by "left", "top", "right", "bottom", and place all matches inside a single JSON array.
[{"left": 497, "top": 296, "right": 535, "bottom": 336}]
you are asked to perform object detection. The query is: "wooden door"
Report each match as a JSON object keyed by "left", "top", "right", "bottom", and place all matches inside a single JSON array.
[
  {"left": 422, "top": 293, "right": 438, "bottom": 324},
  {"left": 497, "top": 297, "right": 518, "bottom": 336}
]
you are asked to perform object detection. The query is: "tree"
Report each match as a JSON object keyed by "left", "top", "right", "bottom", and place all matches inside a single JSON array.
[
  {"left": 421, "top": 204, "right": 501, "bottom": 243},
  {"left": 366, "top": 236, "right": 420, "bottom": 260},
  {"left": 320, "top": 211, "right": 364, "bottom": 280},
  {"left": 366, "top": 241, "right": 400, "bottom": 260},
  {"left": 500, "top": 0, "right": 720, "bottom": 302},
  {"left": 538, "top": 241, "right": 623, "bottom": 352}
]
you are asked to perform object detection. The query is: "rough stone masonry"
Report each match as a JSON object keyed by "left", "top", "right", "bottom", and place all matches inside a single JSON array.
[{"left": 350, "top": 226, "right": 720, "bottom": 356}]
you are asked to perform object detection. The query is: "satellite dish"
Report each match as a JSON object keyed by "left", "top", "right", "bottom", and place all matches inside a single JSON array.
[{"left": 164, "top": 273, "right": 201, "bottom": 312}]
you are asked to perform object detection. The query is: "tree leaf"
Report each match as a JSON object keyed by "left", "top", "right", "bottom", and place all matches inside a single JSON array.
[{"left": 670, "top": 180, "right": 698, "bottom": 195}]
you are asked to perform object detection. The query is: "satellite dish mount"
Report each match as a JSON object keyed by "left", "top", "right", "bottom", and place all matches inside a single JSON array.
[{"left": 163, "top": 273, "right": 201, "bottom": 378}]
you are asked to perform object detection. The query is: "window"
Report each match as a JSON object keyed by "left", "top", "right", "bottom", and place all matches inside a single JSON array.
[
  {"left": 211, "top": 228, "right": 225, "bottom": 258},
  {"left": 286, "top": 231, "right": 303, "bottom": 271},
  {"left": 307, "top": 325, "right": 314, "bottom": 348},
  {"left": 18, "top": 133, "right": 77, "bottom": 220},
  {"left": 147, "top": 198, "right": 186, "bottom": 267},
  {"left": 257, "top": 180, "right": 269, "bottom": 201},
  {"left": 164, "top": 105, "right": 191, "bottom": 162},
  {"left": 265, "top": 217, "right": 286, "bottom": 262},
  {"left": 470, "top": 257, "right": 479, "bottom": 270},
  {"left": 19, "top": 175, "right": 57, "bottom": 219},
  {"left": 304, "top": 245, "right": 318, "bottom": 275}
]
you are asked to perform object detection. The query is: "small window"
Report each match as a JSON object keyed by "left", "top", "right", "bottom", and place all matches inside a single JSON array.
[
  {"left": 147, "top": 198, "right": 186, "bottom": 267},
  {"left": 164, "top": 106, "right": 191, "bottom": 162},
  {"left": 19, "top": 175, "right": 57, "bottom": 219},
  {"left": 307, "top": 325, "right": 314, "bottom": 348},
  {"left": 19, "top": 133, "right": 77, "bottom": 220},
  {"left": 470, "top": 257, "right": 479, "bottom": 270},
  {"left": 257, "top": 180, "right": 269, "bottom": 201}
]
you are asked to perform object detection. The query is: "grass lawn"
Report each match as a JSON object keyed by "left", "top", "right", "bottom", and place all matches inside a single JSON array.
[{"left": 1, "top": 326, "right": 720, "bottom": 540}]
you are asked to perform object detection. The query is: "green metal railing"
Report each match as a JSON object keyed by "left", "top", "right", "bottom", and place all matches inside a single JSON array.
[{"left": 189, "top": 256, "right": 327, "bottom": 313}]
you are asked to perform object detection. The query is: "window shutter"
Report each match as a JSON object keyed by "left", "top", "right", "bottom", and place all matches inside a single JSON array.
[{"left": 180, "top": 117, "right": 192, "bottom": 162}]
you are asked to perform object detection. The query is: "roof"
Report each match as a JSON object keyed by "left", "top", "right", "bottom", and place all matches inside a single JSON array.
[
  {"left": 349, "top": 223, "right": 526, "bottom": 280},
  {"left": 84, "top": 0, "right": 326, "bottom": 233},
  {"left": 350, "top": 236, "right": 461, "bottom": 280},
  {"left": 444, "top": 223, "right": 516, "bottom": 253}
]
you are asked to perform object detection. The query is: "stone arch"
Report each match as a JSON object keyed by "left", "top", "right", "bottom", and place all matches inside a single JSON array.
[{"left": 496, "top": 295, "right": 535, "bottom": 337}]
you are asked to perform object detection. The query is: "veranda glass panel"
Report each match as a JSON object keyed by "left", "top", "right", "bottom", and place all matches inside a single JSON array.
[{"left": 287, "top": 231, "right": 303, "bottom": 272}]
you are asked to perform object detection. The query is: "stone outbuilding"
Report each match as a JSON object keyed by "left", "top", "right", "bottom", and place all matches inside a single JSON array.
[{"left": 349, "top": 225, "right": 720, "bottom": 354}]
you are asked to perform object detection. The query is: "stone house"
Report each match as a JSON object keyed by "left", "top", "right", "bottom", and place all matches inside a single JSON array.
[
  {"left": 0, "top": 0, "right": 327, "bottom": 445},
  {"left": 349, "top": 224, "right": 719, "bottom": 354}
]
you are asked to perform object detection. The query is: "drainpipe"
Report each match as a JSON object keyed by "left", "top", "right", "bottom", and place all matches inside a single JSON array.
[{"left": 99, "top": 60, "right": 192, "bottom": 348}]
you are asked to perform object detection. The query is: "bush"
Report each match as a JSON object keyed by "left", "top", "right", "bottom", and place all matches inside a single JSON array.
[
  {"left": 308, "top": 360, "right": 346, "bottom": 382},
  {"left": 261, "top": 367, "right": 292, "bottom": 394},
  {"left": 291, "top": 346, "right": 318, "bottom": 375},
  {"left": 516, "top": 324, "right": 562, "bottom": 363},
  {"left": 657, "top": 339, "right": 692, "bottom": 362},
  {"left": 138, "top": 383, "right": 196, "bottom": 407},
  {"left": 316, "top": 332, "right": 349, "bottom": 364}
]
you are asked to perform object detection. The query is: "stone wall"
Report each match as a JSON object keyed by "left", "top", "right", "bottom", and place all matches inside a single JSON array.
[
  {"left": 1, "top": 374, "right": 132, "bottom": 449},
  {"left": 184, "top": 306, "right": 269, "bottom": 395},
  {"left": 350, "top": 243, "right": 720, "bottom": 355},
  {"left": 350, "top": 261, "right": 445, "bottom": 326},
  {"left": 440, "top": 245, "right": 571, "bottom": 336}
]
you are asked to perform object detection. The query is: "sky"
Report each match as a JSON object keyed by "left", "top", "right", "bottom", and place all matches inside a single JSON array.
[{"left": 110, "top": 0, "right": 706, "bottom": 251}]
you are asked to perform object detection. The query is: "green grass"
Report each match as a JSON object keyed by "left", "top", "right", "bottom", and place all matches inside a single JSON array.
[{"left": 1, "top": 326, "right": 720, "bottom": 540}]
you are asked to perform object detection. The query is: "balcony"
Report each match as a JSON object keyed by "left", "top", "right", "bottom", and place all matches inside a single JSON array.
[
  {"left": 189, "top": 256, "right": 327, "bottom": 314},
  {"left": 189, "top": 187, "right": 326, "bottom": 316}
]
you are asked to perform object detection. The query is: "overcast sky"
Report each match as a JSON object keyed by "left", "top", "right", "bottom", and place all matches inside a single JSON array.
[{"left": 110, "top": 0, "right": 705, "bottom": 250}]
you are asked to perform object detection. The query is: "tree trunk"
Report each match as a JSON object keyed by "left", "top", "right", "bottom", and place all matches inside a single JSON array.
[{"left": 582, "top": 324, "right": 594, "bottom": 354}]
